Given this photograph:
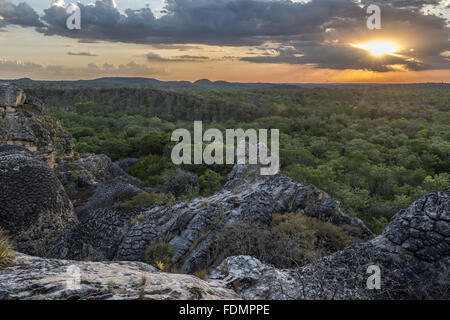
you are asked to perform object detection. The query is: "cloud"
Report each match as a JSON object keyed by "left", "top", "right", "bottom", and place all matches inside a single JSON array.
[
  {"left": 0, "top": 0, "right": 44, "bottom": 28},
  {"left": 146, "top": 52, "right": 210, "bottom": 62},
  {"left": 36, "top": 0, "right": 362, "bottom": 46},
  {"left": 242, "top": 1, "right": 450, "bottom": 71},
  {"left": 1, "top": 0, "right": 449, "bottom": 72},
  {"left": 0, "top": 58, "right": 166, "bottom": 79},
  {"left": 361, "top": 0, "right": 441, "bottom": 9},
  {"left": 78, "top": 39, "right": 101, "bottom": 43},
  {"left": 67, "top": 51, "right": 98, "bottom": 56},
  {"left": 148, "top": 44, "right": 202, "bottom": 51}
]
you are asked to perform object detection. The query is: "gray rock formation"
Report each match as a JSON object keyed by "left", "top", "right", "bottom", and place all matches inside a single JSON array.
[
  {"left": 0, "top": 145, "right": 77, "bottom": 256},
  {"left": 116, "top": 164, "right": 372, "bottom": 272},
  {"left": 0, "top": 83, "right": 74, "bottom": 167},
  {"left": 163, "top": 170, "right": 199, "bottom": 197},
  {"left": 0, "top": 252, "right": 238, "bottom": 300},
  {"left": 47, "top": 206, "right": 146, "bottom": 261},
  {"left": 0, "top": 83, "right": 26, "bottom": 107},
  {"left": 209, "top": 188, "right": 450, "bottom": 300},
  {"left": 47, "top": 180, "right": 145, "bottom": 261},
  {"left": 114, "top": 157, "right": 139, "bottom": 173},
  {"left": 55, "top": 154, "right": 142, "bottom": 207},
  {"left": 50, "top": 162, "right": 372, "bottom": 273},
  {"left": 76, "top": 180, "right": 144, "bottom": 215}
]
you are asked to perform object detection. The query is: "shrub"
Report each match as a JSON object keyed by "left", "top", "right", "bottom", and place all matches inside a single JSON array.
[
  {"left": 199, "top": 169, "right": 223, "bottom": 196},
  {"left": 129, "top": 154, "right": 166, "bottom": 186},
  {"left": 271, "top": 214, "right": 353, "bottom": 255},
  {"left": 144, "top": 242, "right": 174, "bottom": 267},
  {"left": 211, "top": 213, "right": 354, "bottom": 269},
  {"left": 0, "top": 229, "right": 14, "bottom": 268},
  {"left": 194, "top": 268, "right": 211, "bottom": 280}
]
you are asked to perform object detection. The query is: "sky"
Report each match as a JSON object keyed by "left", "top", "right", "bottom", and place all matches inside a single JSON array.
[{"left": 0, "top": 0, "right": 449, "bottom": 83}]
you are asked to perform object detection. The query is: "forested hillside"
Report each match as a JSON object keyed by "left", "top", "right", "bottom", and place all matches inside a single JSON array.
[{"left": 25, "top": 84, "right": 450, "bottom": 234}]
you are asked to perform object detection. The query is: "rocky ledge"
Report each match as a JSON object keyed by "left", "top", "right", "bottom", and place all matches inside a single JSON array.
[{"left": 0, "top": 252, "right": 238, "bottom": 300}]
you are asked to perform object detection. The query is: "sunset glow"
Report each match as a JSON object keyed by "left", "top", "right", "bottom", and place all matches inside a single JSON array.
[{"left": 352, "top": 42, "right": 399, "bottom": 57}]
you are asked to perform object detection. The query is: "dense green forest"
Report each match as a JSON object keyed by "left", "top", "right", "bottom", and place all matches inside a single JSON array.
[{"left": 38, "top": 85, "right": 450, "bottom": 234}]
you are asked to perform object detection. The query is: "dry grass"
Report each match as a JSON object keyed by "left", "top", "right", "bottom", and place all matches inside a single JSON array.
[
  {"left": 0, "top": 229, "right": 14, "bottom": 268},
  {"left": 194, "top": 268, "right": 211, "bottom": 280}
]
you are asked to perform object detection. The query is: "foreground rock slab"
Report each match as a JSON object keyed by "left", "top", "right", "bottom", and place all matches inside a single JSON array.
[{"left": 0, "top": 253, "right": 239, "bottom": 300}]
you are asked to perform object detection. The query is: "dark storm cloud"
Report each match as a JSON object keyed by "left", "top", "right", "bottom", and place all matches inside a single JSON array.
[
  {"left": 243, "top": 1, "right": 450, "bottom": 71},
  {"left": 1, "top": 0, "right": 449, "bottom": 72},
  {"left": 360, "top": 0, "right": 441, "bottom": 9},
  {"left": 36, "top": 0, "right": 361, "bottom": 46},
  {"left": 0, "top": 0, "right": 44, "bottom": 28},
  {"left": 243, "top": 44, "right": 428, "bottom": 71}
]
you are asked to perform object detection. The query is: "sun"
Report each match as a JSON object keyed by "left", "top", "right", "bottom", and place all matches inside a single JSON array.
[{"left": 352, "top": 41, "right": 399, "bottom": 57}]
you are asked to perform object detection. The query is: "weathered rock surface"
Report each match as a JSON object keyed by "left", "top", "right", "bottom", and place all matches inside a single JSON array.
[
  {"left": 162, "top": 170, "right": 199, "bottom": 197},
  {"left": 0, "top": 145, "right": 77, "bottom": 256},
  {"left": 50, "top": 162, "right": 372, "bottom": 273},
  {"left": 114, "top": 157, "right": 139, "bottom": 173},
  {"left": 0, "top": 83, "right": 74, "bottom": 167},
  {"left": 55, "top": 154, "right": 142, "bottom": 207},
  {"left": 0, "top": 83, "right": 26, "bottom": 107},
  {"left": 0, "top": 252, "right": 238, "bottom": 300},
  {"left": 47, "top": 180, "right": 145, "bottom": 261},
  {"left": 209, "top": 189, "right": 450, "bottom": 300}
]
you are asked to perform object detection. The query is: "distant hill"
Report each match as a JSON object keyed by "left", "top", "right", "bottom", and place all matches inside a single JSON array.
[{"left": 1, "top": 77, "right": 449, "bottom": 90}]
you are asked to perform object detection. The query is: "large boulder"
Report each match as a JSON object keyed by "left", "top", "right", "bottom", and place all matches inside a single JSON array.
[
  {"left": 0, "top": 83, "right": 74, "bottom": 167},
  {"left": 0, "top": 145, "right": 77, "bottom": 256},
  {"left": 0, "top": 252, "right": 238, "bottom": 300},
  {"left": 208, "top": 188, "right": 450, "bottom": 300}
]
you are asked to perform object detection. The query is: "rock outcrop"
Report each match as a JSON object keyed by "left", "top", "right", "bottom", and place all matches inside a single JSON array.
[
  {"left": 55, "top": 154, "right": 142, "bottom": 207},
  {"left": 162, "top": 170, "right": 199, "bottom": 197},
  {"left": 0, "top": 252, "right": 238, "bottom": 300},
  {"left": 47, "top": 181, "right": 145, "bottom": 261},
  {"left": 0, "top": 83, "right": 74, "bottom": 167},
  {"left": 114, "top": 157, "right": 139, "bottom": 173},
  {"left": 208, "top": 188, "right": 450, "bottom": 300},
  {"left": 0, "top": 145, "right": 77, "bottom": 256},
  {"left": 3, "top": 188, "right": 447, "bottom": 300},
  {"left": 49, "top": 162, "right": 372, "bottom": 273}
]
